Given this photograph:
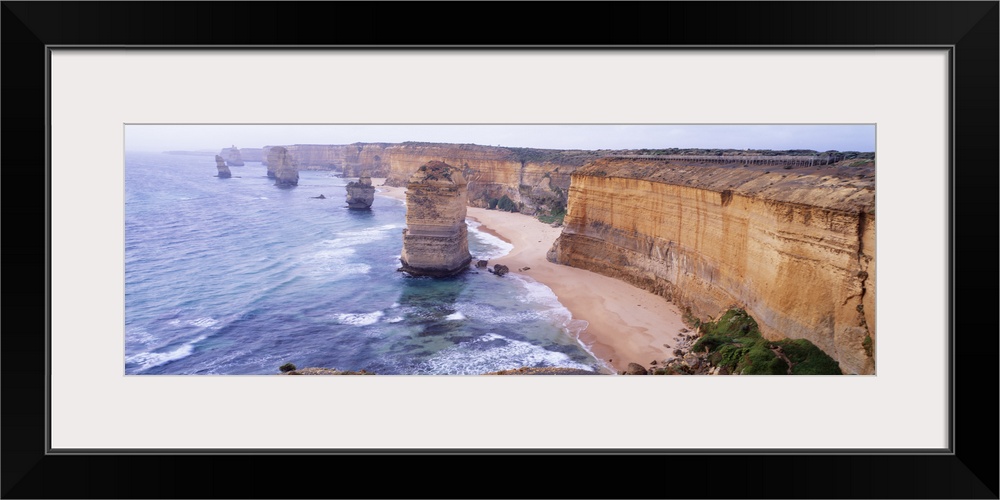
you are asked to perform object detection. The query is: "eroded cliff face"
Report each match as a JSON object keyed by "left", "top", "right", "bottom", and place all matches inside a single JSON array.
[
  {"left": 548, "top": 158, "right": 876, "bottom": 374},
  {"left": 345, "top": 174, "right": 375, "bottom": 210},
  {"left": 259, "top": 142, "right": 600, "bottom": 215},
  {"left": 260, "top": 144, "right": 393, "bottom": 176},
  {"left": 382, "top": 143, "right": 597, "bottom": 215},
  {"left": 239, "top": 148, "right": 264, "bottom": 162},
  {"left": 399, "top": 161, "right": 472, "bottom": 277}
]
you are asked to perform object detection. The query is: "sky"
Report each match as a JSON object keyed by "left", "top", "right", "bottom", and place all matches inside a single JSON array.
[{"left": 125, "top": 124, "right": 876, "bottom": 153}]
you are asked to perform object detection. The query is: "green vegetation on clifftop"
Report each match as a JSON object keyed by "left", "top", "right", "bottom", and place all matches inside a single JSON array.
[{"left": 691, "top": 308, "right": 842, "bottom": 375}]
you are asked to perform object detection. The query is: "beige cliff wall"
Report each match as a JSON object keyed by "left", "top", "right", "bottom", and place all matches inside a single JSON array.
[
  {"left": 260, "top": 144, "right": 394, "bottom": 176},
  {"left": 382, "top": 143, "right": 598, "bottom": 214},
  {"left": 548, "top": 158, "right": 876, "bottom": 374},
  {"left": 261, "top": 143, "right": 598, "bottom": 213}
]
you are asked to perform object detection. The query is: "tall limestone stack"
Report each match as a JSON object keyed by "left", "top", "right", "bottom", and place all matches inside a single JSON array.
[
  {"left": 214, "top": 155, "right": 231, "bottom": 178},
  {"left": 345, "top": 172, "right": 376, "bottom": 210},
  {"left": 399, "top": 161, "right": 472, "bottom": 277},
  {"left": 268, "top": 146, "right": 299, "bottom": 187}
]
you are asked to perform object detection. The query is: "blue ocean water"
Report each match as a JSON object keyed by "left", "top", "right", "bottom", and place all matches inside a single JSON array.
[{"left": 124, "top": 152, "right": 608, "bottom": 375}]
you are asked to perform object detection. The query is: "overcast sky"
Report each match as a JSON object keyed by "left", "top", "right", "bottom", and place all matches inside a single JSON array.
[{"left": 125, "top": 124, "right": 875, "bottom": 153}]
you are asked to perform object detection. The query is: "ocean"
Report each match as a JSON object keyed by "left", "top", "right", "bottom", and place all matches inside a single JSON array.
[{"left": 124, "top": 152, "right": 608, "bottom": 375}]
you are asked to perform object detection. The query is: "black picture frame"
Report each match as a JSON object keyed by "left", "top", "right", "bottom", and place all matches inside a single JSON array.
[{"left": 3, "top": 2, "right": 997, "bottom": 498}]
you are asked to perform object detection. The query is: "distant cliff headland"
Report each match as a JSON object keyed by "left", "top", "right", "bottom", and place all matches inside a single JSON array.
[
  {"left": 221, "top": 141, "right": 876, "bottom": 374},
  {"left": 254, "top": 142, "right": 872, "bottom": 225}
]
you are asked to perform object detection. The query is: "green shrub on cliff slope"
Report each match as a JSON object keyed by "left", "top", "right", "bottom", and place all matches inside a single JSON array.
[
  {"left": 692, "top": 308, "right": 841, "bottom": 375},
  {"left": 495, "top": 195, "right": 519, "bottom": 213},
  {"left": 537, "top": 207, "right": 566, "bottom": 225}
]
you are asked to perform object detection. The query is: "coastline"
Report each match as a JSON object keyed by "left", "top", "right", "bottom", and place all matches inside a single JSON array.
[{"left": 374, "top": 181, "right": 687, "bottom": 373}]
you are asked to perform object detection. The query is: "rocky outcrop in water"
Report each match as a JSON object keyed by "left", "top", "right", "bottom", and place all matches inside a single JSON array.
[
  {"left": 214, "top": 155, "right": 231, "bottom": 178},
  {"left": 547, "top": 158, "right": 876, "bottom": 374},
  {"left": 221, "top": 146, "right": 244, "bottom": 166},
  {"left": 399, "top": 161, "right": 472, "bottom": 277},
  {"left": 345, "top": 174, "right": 376, "bottom": 210},
  {"left": 268, "top": 146, "right": 299, "bottom": 187}
]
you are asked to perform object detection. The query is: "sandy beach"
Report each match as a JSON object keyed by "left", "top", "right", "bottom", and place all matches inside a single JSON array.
[{"left": 374, "top": 180, "right": 688, "bottom": 374}]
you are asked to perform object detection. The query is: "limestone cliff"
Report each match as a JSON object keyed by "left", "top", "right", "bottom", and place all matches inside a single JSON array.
[
  {"left": 399, "top": 161, "right": 472, "bottom": 277},
  {"left": 268, "top": 146, "right": 299, "bottom": 188},
  {"left": 259, "top": 142, "right": 600, "bottom": 215},
  {"left": 239, "top": 148, "right": 264, "bottom": 162},
  {"left": 260, "top": 143, "right": 393, "bottom": 176},
  {"left": 221, "top": 147, "right": 244, "bottom": 166},
  {"left": 382, "top": 143, "right": 597, "bottom": 216},
  {"left": 214, "top": 155, "right": 231, "bottom": 178},
  {"left": 548, "top": 158, "right": 876, "bottom": 374},
  {"left": 345, "top": 174, "right": 375, "bottom": 210}
]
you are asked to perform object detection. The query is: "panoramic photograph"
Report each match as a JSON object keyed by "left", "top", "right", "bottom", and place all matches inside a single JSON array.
[{"left": 124, "top": 124, "right": 876, "bottom": 376}]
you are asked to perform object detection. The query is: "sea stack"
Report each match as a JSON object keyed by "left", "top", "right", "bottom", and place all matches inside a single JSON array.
[
  {"left": 345, "top": 172, "right": 376, "bottom": 210},
  {"left": 399, "top": 161, "right": 472, "bottom": 277},
  {"left": 268, "top": 146, "right": 299, "bottom": 187},
  {"left": 214, "top": 155, "right": 231, "bottom": 178},
  {"left": 224, "top": 146, "right": 245, "bottom": 166}
]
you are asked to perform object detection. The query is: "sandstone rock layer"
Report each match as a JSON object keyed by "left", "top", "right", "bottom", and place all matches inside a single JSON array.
[
  {"left": 260, "top": 142, "right": 598, "bottom": 215},
  {"left": 267, "top": 146, "right": 299, "bottom": 187},
  {"left": 345, "top": 174, "right": 375, "bottom": 210},
  {"left": 399, "top": 161, "right": 472, "bottom": 277},
  {"left": 548, "top": 158, "right": 876, "bottom": 374}
]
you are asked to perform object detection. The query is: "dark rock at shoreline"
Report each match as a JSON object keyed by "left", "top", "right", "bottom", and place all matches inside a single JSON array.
[
  {"left": 281, "top": 367, "right": 373, "bottom": 375},
  {"left": 476, "top": 260, "right": 489, "bottom": 268},
  {"left": 312, "top": 194, "right": 326, "bottom": 199},
  {"left": 492, "top": 264, "right": 509, "bottom": 276},
  {"left": 624, "top": 363, "right": 648, "bottom": 375}
]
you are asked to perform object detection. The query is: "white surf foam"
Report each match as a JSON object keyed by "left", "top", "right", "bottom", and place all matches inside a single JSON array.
[
  {"left": 188, "top": 317, "right": 219, "bottom": 328},
  {"left": 336, "top": 311, "right": 384, "bottom": 326},
  {"left": 507, "top": 275, "right": 609, "bottom": 372},
  {"left": 417, "top": 333, "right": 595, "bottom": 375},
  {"left": 126, "top": 326, "right": 155, "bottom": 346},
  {"left": 451, "top": 302, "right": 542, "bottom": 324},
  {"left": 444, "top": 311, "right": 465, "bottom": 321},
  {"left": 322, "top": 224, "right": 398, "bottom": 249},
  {"left": 466, "top": 219, "right": 514, "bottom": 260},
  {"left": 305, "top": 246, "right": 372, "bottom": 278},
  {"left": 126, "top": 334, "right": 207, "bottom": 372}
]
